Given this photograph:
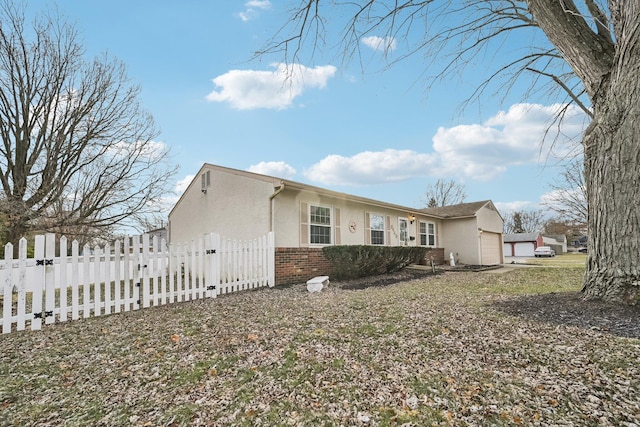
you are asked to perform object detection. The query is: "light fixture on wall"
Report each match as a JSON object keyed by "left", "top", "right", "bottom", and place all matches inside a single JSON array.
[
  {"left": 201, "top": 189, "right": 207, "bottom": 194},
  {"left": 409, "top": 214, "right": 415, "bottom": 224}
]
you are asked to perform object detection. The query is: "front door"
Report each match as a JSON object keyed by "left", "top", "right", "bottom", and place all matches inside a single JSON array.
[{"left": 398, "top": 218, "right": 408, "bottom": 246}]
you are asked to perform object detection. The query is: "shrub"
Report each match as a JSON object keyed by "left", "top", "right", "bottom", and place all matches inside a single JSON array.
[{"left": 322, "top": 245, "right": 428, "bottom": 280}]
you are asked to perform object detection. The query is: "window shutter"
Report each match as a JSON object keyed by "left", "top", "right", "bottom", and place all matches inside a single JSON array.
[
  {"left": 364, "top": 212, "right": 371, "bottom": 245},
  {"left": 334, "top": 208, "right": 341, "bottom": 245},
  {"left": 386, "top": 215, "right": 391, "bottom": 246},
  {"left": 300, "top": 202, "right": 309, "bottom": 247}
]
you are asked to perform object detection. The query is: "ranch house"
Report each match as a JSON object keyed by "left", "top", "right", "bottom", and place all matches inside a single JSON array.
[{"left": 168, "top": 164, "right": 504, "bottom": 286}]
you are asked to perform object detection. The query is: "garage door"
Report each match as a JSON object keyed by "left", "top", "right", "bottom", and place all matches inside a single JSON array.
[
  {"left": 503, "top": 243, "right": 513, "bottom": 257},
  {"left": 514, "top": 242, "right": 535, "bottom": 257},
  {"left": 481, "top": 232, "right": 502, "bottom": 265}
]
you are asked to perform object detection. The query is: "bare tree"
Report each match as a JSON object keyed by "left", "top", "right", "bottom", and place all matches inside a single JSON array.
[
  {"left": 261, "top": 0, "right": 640, "bottom": 303},
  {"left": 542, "top": 159, "right": 587, "bottom": 225},
  {"left": 0, "top": 2, "right": 176, "bottom": 247},
  {"left": 423, "top": 179, "right": 466, "bottom": 207},
  {"left": 503, "top": 210, "right": 545, "bottom": 234}
]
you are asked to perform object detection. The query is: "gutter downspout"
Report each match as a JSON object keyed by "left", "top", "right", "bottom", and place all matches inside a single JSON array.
[{"left": 269, "top": 181, "right": 286, "bottom": 235}]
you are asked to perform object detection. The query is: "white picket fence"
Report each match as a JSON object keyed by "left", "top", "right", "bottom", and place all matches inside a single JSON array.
[{"left": 1, "top": 231, "right": 274, "bottom": 334}]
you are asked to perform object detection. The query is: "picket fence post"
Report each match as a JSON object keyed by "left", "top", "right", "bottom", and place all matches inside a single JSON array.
[
  {"left": 31, "top": 235, "right": 45, "bottom": 331},
  {"left": 71, "top": 240, "right": 80, "bottom": 320},
  {"left": 104, "top": 243, "right": 112, "bottom": 315},
  {"left": 44, "top": 233, "right": 56, "bottom": 325},
  {"left": 2, "top": 242, "right": 13, "bottom": 334},
  {"left": 16, "top": 238, "right": 27, "bottom": 331},
  {"left": 59, "top": 237, "right": 68, "bottom": 322}
]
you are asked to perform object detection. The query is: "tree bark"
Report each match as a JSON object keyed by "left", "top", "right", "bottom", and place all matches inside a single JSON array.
[
  {"left": 582, "top": 15, "right": 640, "bottom": 303},
  {"left": 527, "top": 0, "right": 640, "bottom": 303}
]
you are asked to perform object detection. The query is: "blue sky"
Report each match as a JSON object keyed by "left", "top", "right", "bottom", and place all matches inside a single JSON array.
[{"left": 53, "top": 0, "right": 588, "bottom": 217}]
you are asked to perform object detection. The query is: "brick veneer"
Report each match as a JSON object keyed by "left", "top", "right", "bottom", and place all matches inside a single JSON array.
[
  {"left": 275, "top": 247, "right": 332, "bottom": 286},
  {"left": 274, "top": 246, "right": 446, "bottom": 286}
]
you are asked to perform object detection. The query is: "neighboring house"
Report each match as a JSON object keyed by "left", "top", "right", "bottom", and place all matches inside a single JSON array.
[
  {"left": 570, "top": 235, "right": 587, "bottom": 249},
  {"left": 503, "top": 232, "right": 544, "bottom": 257},
  {"left": 543, "top": 234, "right": 567, "bottom": 254},
  {"left": 169, "top": 164, "right": 504, "bottom": 285},
  {"left": 146, "top": 227, "right": 168, "bottom": 244}
]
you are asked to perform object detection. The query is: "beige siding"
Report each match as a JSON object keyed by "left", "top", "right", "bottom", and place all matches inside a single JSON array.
[
  {"left": 273, "top": 189, "right": 439, "bottom": 248},
  {"left": 439, "top": 217, "right": 481, "bottom": 265},
  {"left": 476, "top": 204, "right": 503, "bottom": 233},
  {"left": 169, "top": 166, "right": 274, "bottom": 244}
]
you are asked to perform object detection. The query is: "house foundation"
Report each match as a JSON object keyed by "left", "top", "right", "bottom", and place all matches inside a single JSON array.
[{"left": 274, "top": 247, "right": 446, "bottom": 286}]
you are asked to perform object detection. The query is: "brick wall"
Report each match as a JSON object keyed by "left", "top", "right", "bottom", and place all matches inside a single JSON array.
[
  {"left": 275, "top": 246, "right": 446, "bottom": 286},
  {"left": 275, "top": 247, "right": 332, "bottom": 286}
]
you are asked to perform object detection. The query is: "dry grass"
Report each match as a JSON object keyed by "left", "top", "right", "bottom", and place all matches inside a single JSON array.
[
  {"left": 524, "top": 253, "right": 587, "bottom": 267},
  {"left": 1, "top": 266, "right": 638, "bottom": 426}
]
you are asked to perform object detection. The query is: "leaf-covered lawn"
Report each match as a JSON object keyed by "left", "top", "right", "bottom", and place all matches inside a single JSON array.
[{"left": 1, "top": 267, "right": 639, "bottom": 426}]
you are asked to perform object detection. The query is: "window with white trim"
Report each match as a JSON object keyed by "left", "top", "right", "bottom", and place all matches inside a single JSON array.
[
  {"left": 310, "top": 205, "right": 331, "bottom": 245},
  {"left": 370, "top": 214, "right": 385, "bottom": 245},
  {"left": 419, "top": 221, "right": 436, "bottom": 246}
]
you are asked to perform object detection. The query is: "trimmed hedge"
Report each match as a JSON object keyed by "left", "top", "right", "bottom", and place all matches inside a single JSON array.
[{"left": 322, "top": 245, "right": 428, "bottom": 280}]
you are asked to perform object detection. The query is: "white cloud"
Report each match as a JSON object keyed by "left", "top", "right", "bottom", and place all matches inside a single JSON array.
[
  {"left": 494, "top": 201, "right": 539, "bottom": 213},
  {"left": 304, "top": 149, "right": 438, "bottom": 186},
  {"left": 361, "top": 36, "right": 397, "bottom": 52},
  {"left": 247, "top": 161, "right": 296, "bottom": 179},
  {"left": 175, "top": 174, "right": 195, "bottom": 195},
  {"left": 154, "top": 174, "right": 194, "bottom": 216},
  {"left": 206, "top": 63, "right": 337, "bottom": 110},
  {"left": 432, "top": 103, "right": 588, "bottom": 180},
  {"left": 237, "top": 0, "right": 271, "bottom": 22},
  {"left": 302, "top": 103, "right": 589, "bottom": 187},
  {"left": 539, "top": 187, "right": 586, "bottom": 212}
]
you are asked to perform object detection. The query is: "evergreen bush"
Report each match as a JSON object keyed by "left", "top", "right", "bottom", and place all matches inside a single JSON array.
[{"left": 322, "top": 245, "right": 427, "bottom": 280}]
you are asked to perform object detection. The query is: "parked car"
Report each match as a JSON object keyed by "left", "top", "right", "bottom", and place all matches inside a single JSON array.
[
  {"left": 578, "top": 246, "right": 588, "bottom": 253},
  {"left": 534, "top": 246, "right": 556, "bottom": 257}
]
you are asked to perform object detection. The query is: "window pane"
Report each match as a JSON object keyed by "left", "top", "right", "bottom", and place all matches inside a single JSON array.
[
  {"left": 371, "top": 215, "right": 384, "bottom": 230},
  {"left": 310, "top": 206, "right": 331, "bottom": 225},
  {"left": 370, "top": 214, "right": 384, "bottom": 245},
  {"left": 428, "top": 223, "right": 435, "bottom": 246},
  {"left": 309, "top": 205, "right": 331, "bottom": 244},
  {"left": 420, "top": 234, "right": 427, "bottom": 246},
  {"left": 310, "top": 225, "right": 331, "bottom": 244}
]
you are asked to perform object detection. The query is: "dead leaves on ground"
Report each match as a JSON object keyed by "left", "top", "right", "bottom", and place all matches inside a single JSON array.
[{"left": 0, "top": 269, "right": 639, "bottom": 426}]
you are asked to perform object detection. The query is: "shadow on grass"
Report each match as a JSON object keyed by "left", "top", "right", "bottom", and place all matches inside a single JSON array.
[{"left": 492, "top": 291, "right": 640, "bottom": 339}]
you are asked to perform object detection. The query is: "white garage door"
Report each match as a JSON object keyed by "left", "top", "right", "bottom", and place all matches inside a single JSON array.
[
  {"left": 481, "top": 232, "right": 502, "bottom": 265},
  {"left": 503, "top": 243, "right": 513, "bottom": 257},
  {"left": 514, "top": 242, "right": 535, "bottom": 257}
]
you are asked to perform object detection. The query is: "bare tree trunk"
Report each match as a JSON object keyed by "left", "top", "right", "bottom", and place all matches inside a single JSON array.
[{"left": 582, "top": 23, "right": 640, "bottom": 303}]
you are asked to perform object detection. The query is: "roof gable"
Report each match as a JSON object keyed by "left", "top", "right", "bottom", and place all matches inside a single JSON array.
[{"left": 419, "top": 200, "right": 495, "bottom": 219}]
